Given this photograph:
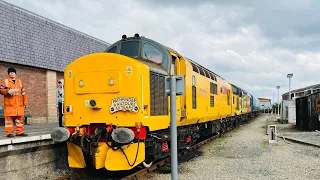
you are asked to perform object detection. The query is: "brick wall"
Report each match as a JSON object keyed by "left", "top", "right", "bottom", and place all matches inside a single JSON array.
[
  {"left": 0, "top": 62, "right": 47, "bottom": 120},
  {"left": 0, "top": 1, "right": 110, "bottom": 72}
]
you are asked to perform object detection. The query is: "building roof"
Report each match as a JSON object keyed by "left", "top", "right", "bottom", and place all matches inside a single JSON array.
[
  {"left": 258, "top": 98, "right": 271, "bottom": 102},
  {"left": 0, "top": 1, "right": 110, "bottom": 72},
  {"left": 282, "top": 83, "right": 320, "bottom": 96}
]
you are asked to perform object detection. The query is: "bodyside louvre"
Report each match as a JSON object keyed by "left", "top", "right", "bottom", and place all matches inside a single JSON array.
[{"left": 150, "top": 71, "right": 168, "bottom": 116}]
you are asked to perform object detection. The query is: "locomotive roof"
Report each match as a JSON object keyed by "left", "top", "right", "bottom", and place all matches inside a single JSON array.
[{"left": 107, "top": 34, "right": 252, "bottom": 97}]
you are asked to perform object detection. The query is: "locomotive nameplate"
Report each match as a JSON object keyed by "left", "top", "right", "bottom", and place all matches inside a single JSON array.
[{"left": 109, "top": 97, "right": 139, "bottom": 113}]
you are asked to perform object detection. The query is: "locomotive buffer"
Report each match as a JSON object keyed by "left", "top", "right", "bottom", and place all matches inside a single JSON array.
[{"left": 165, "top": 66, "right": 185, "bottom": 180}]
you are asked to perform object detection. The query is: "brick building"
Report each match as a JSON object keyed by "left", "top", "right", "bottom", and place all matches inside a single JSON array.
[
  {"left": 258, "top": 98, "right": 271, "bottom": 109},
  {"left": 0, "top": 1, "right": 110, "bottom": 123}
]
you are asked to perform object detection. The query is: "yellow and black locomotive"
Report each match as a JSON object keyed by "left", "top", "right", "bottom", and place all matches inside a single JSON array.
[{"left": 51, "top": 34, "right": 260, "bottom": 171}]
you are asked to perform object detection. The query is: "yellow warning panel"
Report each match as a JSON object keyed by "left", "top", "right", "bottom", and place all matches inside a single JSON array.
[
  {"left": 126, "top": 66, "right": 132, "bottom": 76},
  {"left": 67, "top": 142, "right": 85, "bottom": 168},
  {"left": 93, "top": 142, "right": 110, "bottom": 169},
  {"left": 105, "top": 142, "right": 145, "bottom": 171}
]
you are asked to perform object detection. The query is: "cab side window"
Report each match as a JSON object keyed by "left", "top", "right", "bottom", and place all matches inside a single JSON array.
[{"left": 142, "top": 43, "right": 163, "bottom": 64}]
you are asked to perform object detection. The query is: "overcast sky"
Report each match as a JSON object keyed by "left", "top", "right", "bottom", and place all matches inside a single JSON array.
[{"left": 8, "top": 0, "right": 320, "bottom": 103}]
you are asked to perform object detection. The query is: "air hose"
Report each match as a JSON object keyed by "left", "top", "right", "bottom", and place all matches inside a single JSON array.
[
  {"left": 120, "top": 131, "right": 141, "bottom": 167},
  {"left": 104, "top": 129, "right": 142, "bottom": 166},
  {"left": 69, "top": 131, "right": 79, "bottom": 142},
  {"left": 80, "top": 133, "right": 90, "bottom": 154}
]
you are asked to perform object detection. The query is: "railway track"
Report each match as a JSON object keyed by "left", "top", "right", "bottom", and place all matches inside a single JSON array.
[
  {"left": 120, "top": 133, "right": 220, "bottom": 180},
  {"left": 276, "top": 135, "right": 320, "bottom": 148},
  {"left": 56, "top": 115, "right": 259, "bottom": 180}
]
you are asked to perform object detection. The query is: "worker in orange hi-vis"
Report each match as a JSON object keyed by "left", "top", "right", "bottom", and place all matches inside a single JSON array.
[{"left": 0, "top": 68, "right": 28, "bottom": 138}]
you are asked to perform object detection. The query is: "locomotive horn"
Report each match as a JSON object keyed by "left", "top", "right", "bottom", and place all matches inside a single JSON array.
[
  {"left": 51, "top": 127, "right": 70, "bottom": 142},
  {"left": 134, "top": 33, "right": 140, "bottom": 38}
]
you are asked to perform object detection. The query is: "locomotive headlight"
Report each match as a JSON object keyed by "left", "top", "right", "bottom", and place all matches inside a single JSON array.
[
  {"left": 111, "top": 128, "right": 135, "bottom": 144},
  {"left": 78, "top": 80, "right": 84, "bottom": 87},
  {"left": 109, "top": 78, "right": 114, "bottom": 86}
]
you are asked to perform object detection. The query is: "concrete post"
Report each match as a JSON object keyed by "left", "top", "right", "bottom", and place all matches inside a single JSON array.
[
  {"left": 287, "top": 73, "right": 293, "bottom": 100},
  {"left": 277, "top": 86, "right": 280, "bottom": 119},
  {"left": 289, "top": 78, "right": 291, "bottom": 100}
]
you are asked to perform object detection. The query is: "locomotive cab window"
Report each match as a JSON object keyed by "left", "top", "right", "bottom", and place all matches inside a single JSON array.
[
  {"left": 120, "top": 40, "right": 140, "bottom": 58},
  {"left": 171, "top": 55, "right": 178, "bottom": 74},
  {"left": 142, "top": 43, "right": 163, "bottom": 64},
  {"left": 107, "top": 46, "right": 118, "bottom": 53}
]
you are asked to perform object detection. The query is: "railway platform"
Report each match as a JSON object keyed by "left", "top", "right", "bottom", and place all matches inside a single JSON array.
[
  {"left": 0, "top": 122, "right": 56, "bottom": 140},
  {"left": 0, "top": 122, "right": 74, "bottom": 180}
]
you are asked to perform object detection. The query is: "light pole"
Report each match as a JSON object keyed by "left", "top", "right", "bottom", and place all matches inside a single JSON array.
[
  {"left": 287, "top": 73, "right": 293, "bottom": 100},
  {"left": 277, "top": 86, "right": 280, "bottom": 119},
  {"left": 273, "top": 92, "right": 274, "bottom": 114}
]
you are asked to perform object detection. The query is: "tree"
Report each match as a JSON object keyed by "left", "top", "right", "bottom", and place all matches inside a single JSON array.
[{"left": 272, "top": 103, "right": 282, "bottom": 113}]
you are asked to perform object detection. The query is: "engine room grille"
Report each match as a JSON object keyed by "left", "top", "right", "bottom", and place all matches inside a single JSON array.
[{"left": 150, "top": 72, "right": 168, "bottom": 116}]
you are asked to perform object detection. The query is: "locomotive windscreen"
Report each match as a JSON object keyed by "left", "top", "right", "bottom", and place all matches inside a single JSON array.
[{"left": 119, "top": 40, "right": 140, "bottom": 58}]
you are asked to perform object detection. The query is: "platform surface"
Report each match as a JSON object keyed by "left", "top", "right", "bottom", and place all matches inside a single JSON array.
[{"left": 0, "top": 123, "right": 57, "bottom": 145}]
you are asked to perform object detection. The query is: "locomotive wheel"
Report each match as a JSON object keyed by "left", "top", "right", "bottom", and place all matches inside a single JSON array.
[
  {"left": 142, "top": 159, "right": 153, "bottom": 168},
  {"left": 221, "top": 122, "right": 226, "bottom": 134}
]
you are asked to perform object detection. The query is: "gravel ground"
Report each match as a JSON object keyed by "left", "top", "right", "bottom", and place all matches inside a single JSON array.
[
  {"left": 267, "top": 115, "right": 320, "bottom": 146},
  {"left": 142, "top": 114, "right": 320, "bottom": 180}
]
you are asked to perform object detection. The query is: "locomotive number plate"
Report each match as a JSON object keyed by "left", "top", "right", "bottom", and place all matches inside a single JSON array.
[{"left": 109, "top": 97, "right": 139, "bottom": 113}]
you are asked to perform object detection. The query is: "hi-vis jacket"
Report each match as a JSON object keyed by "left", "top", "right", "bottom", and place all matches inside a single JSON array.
[{"left": 0, "top": 78, "right": 28, "bottom": 116}]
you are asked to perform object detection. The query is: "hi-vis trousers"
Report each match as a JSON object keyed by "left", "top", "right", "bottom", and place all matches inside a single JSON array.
[{"left": 4, "top": 116, "right": 24, "bottom": 135}]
